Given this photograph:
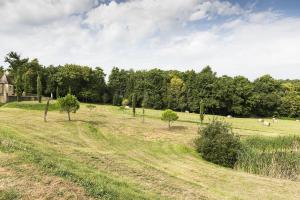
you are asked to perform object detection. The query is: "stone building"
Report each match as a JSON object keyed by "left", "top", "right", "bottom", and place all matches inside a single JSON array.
[{"left": 0, "top": 74, "right": 14, "bottom": 103}]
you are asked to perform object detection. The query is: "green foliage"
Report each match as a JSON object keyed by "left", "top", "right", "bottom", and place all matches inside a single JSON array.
[
  {"left": 15, "top": 70, "right": 22, "bottom": 102},
  {"left": 37, "top": 74, "right": 42, "bottom": 103},
  {"left": 112, "top": 93, "right": 121, "bottom": 106},
  {"left": 161, "top": 109, "right": 179, "bottom": 128},
  {"left": 23, "top": 72, "right": 31, "bottom": 95},
  {"left": 236, "top": 136, "right": 300, "bottom": 180},
  {"left": 57, "top": 94, "right": 80, "bottom": 121},
  {"left": 4, "top": 51, "right": 300, "bottom": 118},
  {"left": 195, "top": 120, "right": 242, "bottom": 168}
]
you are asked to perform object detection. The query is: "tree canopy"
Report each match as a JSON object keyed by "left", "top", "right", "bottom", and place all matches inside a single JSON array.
[{"left": 2, "top": 51, "right": 300, "bottom": 118}]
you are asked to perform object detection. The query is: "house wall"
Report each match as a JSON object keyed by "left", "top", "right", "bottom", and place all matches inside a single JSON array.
[{"left": 0, "top": 96, "right": 4, "bottom": 103}]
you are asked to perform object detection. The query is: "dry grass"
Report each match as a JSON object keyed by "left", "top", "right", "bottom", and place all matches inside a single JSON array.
[{"left": 0, "top": 103, "right": 300, "bottom": 199}]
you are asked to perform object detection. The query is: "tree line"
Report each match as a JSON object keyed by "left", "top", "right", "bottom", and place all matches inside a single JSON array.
[{"left": 2, "top": 52, "right": 300, "bottom": 118}]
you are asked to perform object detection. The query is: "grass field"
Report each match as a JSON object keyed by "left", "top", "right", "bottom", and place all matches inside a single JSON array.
[{"left": 1, "top": 102, "right": 300, "bottom": 199}]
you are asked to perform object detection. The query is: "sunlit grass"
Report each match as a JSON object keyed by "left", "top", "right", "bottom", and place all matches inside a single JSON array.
[{"left": 1, "top": 103, "right": 300, "bottom": 199}]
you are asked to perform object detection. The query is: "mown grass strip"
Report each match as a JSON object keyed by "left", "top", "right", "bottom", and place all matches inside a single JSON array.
[{"left": 0, "top": 128, "right": 160, "bottom": 200}]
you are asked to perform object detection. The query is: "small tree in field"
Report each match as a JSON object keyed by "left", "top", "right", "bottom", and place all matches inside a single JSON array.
[
  {"left": 132, "top": 93, "right": 136, "bottom": 117},
  {"left": 161, "top": 109, "right": 178, "bottom": 129},
  {"left": 37, "top": 74, "right": 42, "bottom": 103},
  {"left": 199, "top": 100, "right": 205, "bottom": 124},
  {"left": 58, "top": 94, "right": 80, "bottom": 121}
]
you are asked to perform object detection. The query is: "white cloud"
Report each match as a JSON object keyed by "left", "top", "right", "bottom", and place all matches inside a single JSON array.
[{"left": 0, "top": 0, "right": 300, "bottom": 79}]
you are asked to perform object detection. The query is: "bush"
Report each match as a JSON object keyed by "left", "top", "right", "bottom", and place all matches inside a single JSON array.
[
  {"left": 86, "top": 104, "right": 96, "bottom": 111},
  {"left": 121, "top": 99, "right": 129, "bottom": 107},
  {"left": 195, "top": 120, "right": 242, "bottom": 168},
  {"left": 161, "top": 109, "right": 178, "bottom": 129}
]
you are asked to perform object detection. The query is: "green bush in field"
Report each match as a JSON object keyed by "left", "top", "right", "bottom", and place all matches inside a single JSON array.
[
  {"left": 86, "top": 104, "right": 96, "bottom": 112},
  {"left": 161, "top": 109, "right": 178, "bottom": 129},
  {"left": 121, "top": 98, "right": 129, "bottom": 107},
  {"left": 58, "top": 94, "right": 80, "bottom": 121},
  {"left": 195, "top": 120, "right": 242, "bottom": 168}
]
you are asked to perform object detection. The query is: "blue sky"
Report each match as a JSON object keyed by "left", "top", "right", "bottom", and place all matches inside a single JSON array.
[{"left": 0, "top": 0, "right": 300, "bottom": 79}]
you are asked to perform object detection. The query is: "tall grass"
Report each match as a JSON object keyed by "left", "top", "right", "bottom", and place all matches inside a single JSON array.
[{"left": 236, "top": 136, "right": 300, "bottom": 180}]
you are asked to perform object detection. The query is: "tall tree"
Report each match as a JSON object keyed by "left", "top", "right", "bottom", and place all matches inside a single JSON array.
[
  {"left": 37, "top": 74, "right": 42, "bottom": 103},
  {"left": 23, "top": 72, "right": 32, "bottom": 95},
  {"left": 15, "top": 70, "right": 22, "bottom": 102}
]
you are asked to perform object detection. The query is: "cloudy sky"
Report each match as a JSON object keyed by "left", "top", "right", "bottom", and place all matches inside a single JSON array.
[{"left": 0, "top": 0, "right": 300, "bottom": 79}]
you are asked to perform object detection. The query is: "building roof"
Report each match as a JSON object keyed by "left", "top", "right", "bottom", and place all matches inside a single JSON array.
[{"left": 0, "top": 74, "right": 12, "bottom": 84}]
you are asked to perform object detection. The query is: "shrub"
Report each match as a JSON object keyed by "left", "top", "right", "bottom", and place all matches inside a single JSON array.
[
  {"left": 121, "top": 99, "right": 129, "bottom": 107},
  {"left": 161, "top": 109, "right": 178, "bottom": 129},
  {"left": 58, "top": 94, "right": 80, "bottom": 121},
  {"left": 195, "top": 120, "right": 242, "bottom": 168},
  {"left": 86, "top": 104, "right": 96, "bottom": 111}
]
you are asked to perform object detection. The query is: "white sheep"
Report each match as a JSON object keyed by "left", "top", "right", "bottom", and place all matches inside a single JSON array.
[
  {"left": 258, "top": 119, "right": 264, "bottom": 122},
  {"left": 185, "top": 110, "right": 189, "bottom": 113},
  {"left": 263, "top": 121, "right": 271, "bottom": 126},
  {"left": 227, "top": 115, "right": 232, "bottom": 118},
  {"left": 125, "top": 106, "right": 130, "bottom": 109}
]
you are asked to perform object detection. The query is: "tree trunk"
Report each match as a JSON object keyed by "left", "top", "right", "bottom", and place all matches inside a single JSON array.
[
  {"left": 44, "top": 98, "right": 50, "bottom": 122},
  {"left": 168, "top": 120, "right": 171, "bottom": 129},
  {"left": 68, "top": 112, "right": 71, "bottom": 121},
  {"left": 142, "top": 108, "right": 145, "bottom": 123}
]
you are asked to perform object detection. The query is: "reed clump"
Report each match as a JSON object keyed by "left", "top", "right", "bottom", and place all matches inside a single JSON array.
[{"left": 236, "top": 136, "right": 300, "bottom": 180}]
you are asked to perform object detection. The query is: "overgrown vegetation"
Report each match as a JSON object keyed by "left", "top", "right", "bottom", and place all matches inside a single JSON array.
[
  {"left": 236, "top": 136, "right": 300, "bottom": 180},
  {"left": 195, "top": 120, "right": 242, "bottom": 168}
]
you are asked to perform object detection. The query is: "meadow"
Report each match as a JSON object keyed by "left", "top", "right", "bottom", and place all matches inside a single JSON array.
[{"left": 1, "top": 102, "right": 300, "bottom": 199}]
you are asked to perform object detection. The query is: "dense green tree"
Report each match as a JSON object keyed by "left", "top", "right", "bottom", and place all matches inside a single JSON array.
[
  {"left": 161, "top": 109, "right": 179, "bottom": 129},
  {"left": 58, "top": 94, "right": 80, "bottom": 121},
  {"left": 23, "top": 72, "right": 32, "bottom": 95},
  {"left": 15, "top": 70, "right": 22, "bottom": 102},
  {"left": 249, "top": 75, "right": 281, "bottom": 117},
  {"left": 4, "top": 52, "right": 29, "bottom": 81}
]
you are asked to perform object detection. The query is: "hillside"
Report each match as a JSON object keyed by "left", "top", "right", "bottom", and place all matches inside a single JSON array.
[{"left": 1, "top": 103, "right": 300, "bottom": 200}]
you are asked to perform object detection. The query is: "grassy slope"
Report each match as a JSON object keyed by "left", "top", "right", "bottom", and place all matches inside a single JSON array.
[{"left": 0, "top": 103, "right": 300, "bottom": 199}]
